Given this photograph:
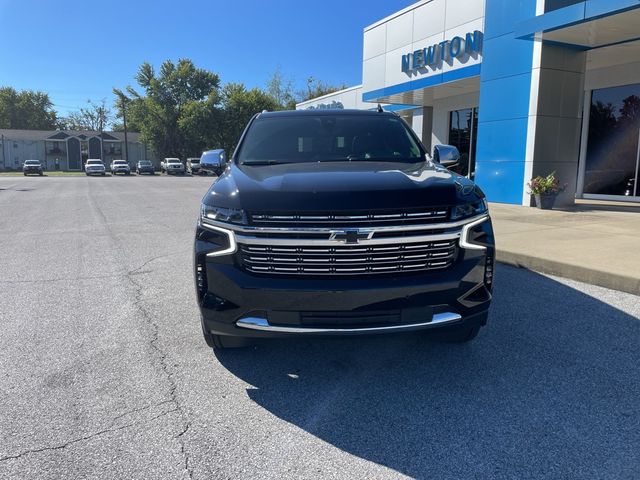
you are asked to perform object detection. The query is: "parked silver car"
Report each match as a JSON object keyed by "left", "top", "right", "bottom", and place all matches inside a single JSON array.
[
  {"left": 110, "top": 159, "right": 131, "bottom": 175},
  {"left": 161, "top": 158, "right": 185, "bottom": 175},
  {"left": 85, "top": 159, "right": 106, "bottom": 176}
]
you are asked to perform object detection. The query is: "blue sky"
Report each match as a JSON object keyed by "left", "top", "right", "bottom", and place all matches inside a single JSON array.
[{"left": 0, "top": 0, "right": 412, "bottom": 116}]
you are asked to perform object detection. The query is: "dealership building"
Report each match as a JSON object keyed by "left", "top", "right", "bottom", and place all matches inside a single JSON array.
[{"left": 297, "top": 0, "right": 640, "bottom": 206}]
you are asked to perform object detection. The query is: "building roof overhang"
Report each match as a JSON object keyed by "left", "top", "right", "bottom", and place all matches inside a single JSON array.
[{"left": 515, "top": 0, "right": 640, "bottom": 50}]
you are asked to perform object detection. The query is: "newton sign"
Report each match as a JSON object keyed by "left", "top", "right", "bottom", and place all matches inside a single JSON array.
[{"left": 402, "top": 30, "right": 483, "bottom": 74}]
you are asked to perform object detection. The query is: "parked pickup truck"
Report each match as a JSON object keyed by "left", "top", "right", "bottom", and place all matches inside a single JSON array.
[
  {"left": 110, "top": 159, "right": 131, "bottom": 175},
  {"left": 194, "top": 109, "right": 495, "bottom": 349},
  {"left": 161, "top": 158, "right": 185, "bottom": 175}
]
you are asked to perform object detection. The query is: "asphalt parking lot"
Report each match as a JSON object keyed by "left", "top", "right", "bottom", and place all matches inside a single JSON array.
[{"left": 0, "top": 176, "right": 639, "bottom": 479}]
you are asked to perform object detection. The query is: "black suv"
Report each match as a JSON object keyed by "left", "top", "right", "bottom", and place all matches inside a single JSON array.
[{"left": 194, "top": 110, "right": 494, "bottom": 349}]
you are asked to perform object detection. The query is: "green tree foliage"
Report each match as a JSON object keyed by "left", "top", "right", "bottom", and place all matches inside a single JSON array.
[
  {"left": 265, "top": 68, "right": 296, "bottom": 110},
  {"left": 217, "top": 83, "right": 279, "bottom": 154},
  {"left": 0, "top": 87, "right": 58, "bottom": 130},
  {"left": 113, "top": 59, "right": 345, "bottom": 158},
  {"left": 59, "top": 99, "right": 111, "bottom": 131},
  {"left": 299, "top": 77, "right": 347, "bottom": 103},
  {"left": 114, "top": 59, "right": 221, "bottom": 159}
]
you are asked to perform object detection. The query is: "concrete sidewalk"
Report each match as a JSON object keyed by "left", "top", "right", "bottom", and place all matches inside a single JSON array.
[{"left": 490, "top": 201, "right": 640, "bottom": 295}]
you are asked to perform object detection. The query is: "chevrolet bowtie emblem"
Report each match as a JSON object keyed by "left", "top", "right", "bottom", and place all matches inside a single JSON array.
[{"left": 329, "top": 229, "right": 373, "bottom": 244}]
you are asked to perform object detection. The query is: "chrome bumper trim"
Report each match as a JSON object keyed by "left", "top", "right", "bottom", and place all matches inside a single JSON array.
[
  {"left": 235, "top": 312, "right": 462, "bottom": 334},
  {"left": 235, "top": 231, "right": 460, "bottom": 246},
  {"left": 203, "top": 213, "right": 490, "bottom": 235}
]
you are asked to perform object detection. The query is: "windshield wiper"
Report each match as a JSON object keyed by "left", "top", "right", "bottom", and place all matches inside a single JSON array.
[{"left": 240, "top": 160, "right": 285, "bottom": 166}]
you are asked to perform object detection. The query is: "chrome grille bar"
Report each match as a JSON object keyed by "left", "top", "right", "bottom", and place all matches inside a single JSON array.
[
  {"left": 238, "top": 240, "right": 457, "bottom": 276},
  {"left": 251, "top": 209, "right": 448, "bottom": 226}
]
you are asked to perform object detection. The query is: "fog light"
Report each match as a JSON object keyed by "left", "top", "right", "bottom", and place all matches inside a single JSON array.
[
  {"left": 196, "top": 264, "right": 206, "bottom": 295},
  {"left": 484, "top": 256, "right": 494, "bottom": 288}
]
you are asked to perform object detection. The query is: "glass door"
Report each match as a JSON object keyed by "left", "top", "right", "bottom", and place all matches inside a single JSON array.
[
  {"left": 583, "top": 83, "right": 640, "bottom": 199},
  {"left": 448, "top": 107, "right": 478, "bottom": 179}
]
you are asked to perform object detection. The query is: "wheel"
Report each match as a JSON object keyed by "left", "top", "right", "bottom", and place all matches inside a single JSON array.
[
  {"left": 440, "top": 325, "right": 481, "bottom": 343},
  {"left": 39, "top": 172, "right": 43, "bottom": 176},
  {"left": 125, "top": 172, "right": 130, "bottom": 175},
  {"left": 102, "top": 172, "right": 106, "bottom": 176},
  {"left": 201, "top": 322, "right": 251, "bottom": 349},
  {"left": 23, "top": 172, "right": 27, "bottom": 176}
]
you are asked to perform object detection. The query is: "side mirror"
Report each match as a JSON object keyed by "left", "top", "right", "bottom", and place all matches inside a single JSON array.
[
  {"left": 433, "top": 145, "right": 460, "bottom": 169},
  {"left": 200, "top": 149, "right": 226, "bottom": 172}
]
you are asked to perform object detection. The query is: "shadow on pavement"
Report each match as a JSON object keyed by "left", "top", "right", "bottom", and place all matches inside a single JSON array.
[{"left": 215, "top": 265, "right": 640, "bottom": 478}]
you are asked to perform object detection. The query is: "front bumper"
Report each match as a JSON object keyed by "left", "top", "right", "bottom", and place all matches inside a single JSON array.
[{"left": 195, "top": 216, "right": 494, "bottom": 338}]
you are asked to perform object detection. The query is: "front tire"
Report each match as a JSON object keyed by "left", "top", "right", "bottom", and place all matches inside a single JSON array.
[
  {"left": 201, "top": 322, "right": 251, "bottom": 349},
  {"left": 441, "top": 325, "right": 481, "bottom": 343}
]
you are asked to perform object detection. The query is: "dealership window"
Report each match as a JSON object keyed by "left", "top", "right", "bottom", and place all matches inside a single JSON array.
[
  {"left": 584, "top": 83, "right": 640, "bottom": 198},
  {"left": 448, "top": 107, "right": 478, "bottom": 178}
]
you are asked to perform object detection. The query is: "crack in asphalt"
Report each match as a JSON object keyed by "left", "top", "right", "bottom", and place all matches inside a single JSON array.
[
  {"left": 0, "top": 405, "right": 179, "bottom": 463},
  {"left": 124, "top": 258, "right": 194, "bottom": 479},
  {"left": 1, "top": 186, "right": 194, "bottom": 476},
  {"left": 0, "top": 252, "right": 186, "bottom": 285}
]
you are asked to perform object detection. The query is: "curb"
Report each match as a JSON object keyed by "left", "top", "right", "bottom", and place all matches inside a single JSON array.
[{"left": 496, "top": 250, "right": 640, "bottom": 297}]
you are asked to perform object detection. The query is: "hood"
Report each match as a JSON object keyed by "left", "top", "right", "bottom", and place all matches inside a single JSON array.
[{"left": 204, "top": 161, "right": 484, "bottom": 212}]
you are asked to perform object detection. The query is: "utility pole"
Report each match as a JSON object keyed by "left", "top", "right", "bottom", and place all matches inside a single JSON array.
[
  {"left": 122, "top": 98, "right": 129, "bottom": 162},
  {"left": 114, "top": 90, "right": 130, "bottom": 162},
  {"left": 1, "top": 134, "right": 5, "bottom": 169}
]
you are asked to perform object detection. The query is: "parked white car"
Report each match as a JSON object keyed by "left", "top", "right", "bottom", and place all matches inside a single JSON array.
[
  {"left": 161, "top": 158, "right": 185, "bottom": 175},
  {"left": 110, "top": 159, "right": 131, "bottom": 175},
  {"left": 85, "top": 159, "right": 106, "bottom": 176}
]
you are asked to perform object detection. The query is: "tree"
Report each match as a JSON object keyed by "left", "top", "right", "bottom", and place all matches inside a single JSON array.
[
  {"left": 59, "top": 99, "right": 111, "bottom": 131},
  {"left": 217, "top": 83, "right": 279, "bottom": 154},
  {"left": 113, "top": 59, "right": 221, "bottom": 159},
  {"left": 298, "top": 77, "right": 347, "bottom": 103},
  {"left": 0, "top": 87, "right": 58, "bottom": 130},
  {"left": 266, "top": 68, "right": 296, "bottom": 110}
]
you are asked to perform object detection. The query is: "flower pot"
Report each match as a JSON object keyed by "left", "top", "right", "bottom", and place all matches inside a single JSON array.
[{"left": 534, "top": 193, "right": 557, "bottom": 210}]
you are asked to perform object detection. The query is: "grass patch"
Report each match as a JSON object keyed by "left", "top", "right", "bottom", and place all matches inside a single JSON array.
[{"left": 0, "top": 171, "right": 103, "bottom": 177}]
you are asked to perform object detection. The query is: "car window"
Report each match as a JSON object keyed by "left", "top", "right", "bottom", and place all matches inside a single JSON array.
[{"left": 238, "top": 115, "right": 424, "bottom": 164}]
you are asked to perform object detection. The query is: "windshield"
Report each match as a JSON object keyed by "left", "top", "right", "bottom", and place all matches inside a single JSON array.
[
  {"left": 167, "top": 159, "right": 181, "bottom": 163},
  {"left": 114, "top": 161, "right": 127, "bottom": 164},
  {"left": 189, "top": 159, "right": 200, "bottom": 163},
  {"left": 238, "top": 114, "right": 424, "bottom": 165},
  {"left": 87, "top": 160, "right": 103, "bottom": 165},
  {"left": 25, "top": 160, "right": 40, "bottom": 165},
  {"left": 139, "top": 161, "right": 151, "bottom": 165}
]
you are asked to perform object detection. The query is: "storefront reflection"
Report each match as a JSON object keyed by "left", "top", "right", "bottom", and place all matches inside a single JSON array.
[{"left": 585, "top": 83, "right": 640, "bottom": 198}]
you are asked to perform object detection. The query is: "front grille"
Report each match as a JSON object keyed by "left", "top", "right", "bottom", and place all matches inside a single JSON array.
[
  {"left": 250, "top": 207, "right": 448, "bottom": 228},
  {"left": 239, "top": 239, "right": 457, "bottom": 276}
]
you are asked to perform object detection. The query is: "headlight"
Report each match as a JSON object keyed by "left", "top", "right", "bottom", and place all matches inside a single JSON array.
[
  {"left": 201, "top": 204, "right": 247, "bottom": 225},
  {"left": 451, "top": 199, "right": 488, "bottom": 221}
]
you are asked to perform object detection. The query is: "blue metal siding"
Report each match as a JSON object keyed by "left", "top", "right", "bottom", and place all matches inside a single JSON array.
[
  {"left": 474, "top": 0, "right": 537, "bottom": 204},
  {"left": 362, "top": 64, "right": 481, "bottom": 102},
  {"left": 484, "top": 0, "right": 539, "bottom": 40}
]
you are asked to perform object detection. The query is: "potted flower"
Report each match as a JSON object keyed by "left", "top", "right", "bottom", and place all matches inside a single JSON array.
[{"left": 527, "top": 172, "right": 565, "bottom": 210}]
